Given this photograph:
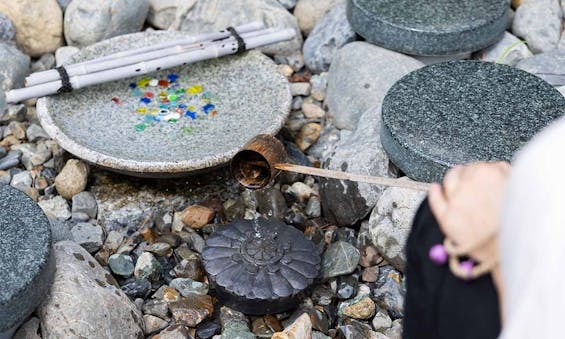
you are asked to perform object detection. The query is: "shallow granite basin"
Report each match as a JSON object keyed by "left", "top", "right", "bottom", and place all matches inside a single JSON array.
[{"left": 37, "top": 31, "right": 291, "bottom": 177}]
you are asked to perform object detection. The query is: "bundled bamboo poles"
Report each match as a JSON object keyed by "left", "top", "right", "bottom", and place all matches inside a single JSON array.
[{"left": 6, "top": 22, "right": 294, "bottom": 104}]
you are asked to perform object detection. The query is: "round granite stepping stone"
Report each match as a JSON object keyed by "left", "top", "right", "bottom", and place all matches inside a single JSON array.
[
  {"left": 202, "top": 218, "right": 320, "bottom": 315},
  {"left": 381, "top": 61, "right": 565, "bottom": 182},
  {"left": 347, "top": 0, "right": 509, "bottom": 56},
  {"left": 0, "top": 184, "right": 54, "bottom": 339},
  {"left": 37, "top": 31, "right": 291, "bottom": 178}
]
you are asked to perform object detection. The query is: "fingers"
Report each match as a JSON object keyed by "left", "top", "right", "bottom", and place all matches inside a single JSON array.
[
  {"left": 442, "top": 165, "right": 463, "bottom": 198},
  {"left": 428, "top": 183, "right": 448, "bottom": 225}
]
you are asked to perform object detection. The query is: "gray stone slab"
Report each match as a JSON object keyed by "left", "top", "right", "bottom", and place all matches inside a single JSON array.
[
  {"left": 381, "top": 61, "right": 565, "bottom": 182},
  {"left": 347, "top": 0, "right": 509, "bottom": 56},
  {"left": 37, "top": 31, "right": 291, "bottom": 178},
  {"left": 0, "top": 184, "right": 54, "bottom": 336}
]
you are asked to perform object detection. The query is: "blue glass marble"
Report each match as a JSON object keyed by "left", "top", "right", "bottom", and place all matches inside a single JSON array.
[
  {"left": 168, "top": 74, "right": 179, "bottom": 82},
  {"left": 140, "top": 97, "right": 151, "bottom": 104},
  {"left": 129, "top": 83, "right": 137, "bottom": 89},
  {"left": 202, "top": 104, "right": 215, "bottom": 114},
  {"left": 185, "top": 111, "right": 196, "bottom": 120}
]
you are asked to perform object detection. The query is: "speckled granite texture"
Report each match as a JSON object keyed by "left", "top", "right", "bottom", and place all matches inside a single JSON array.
[
  {"left": 347, "top": 0, "right": 509, "bottom": 56},
  {"left": 381, "top": 61, "right": 565, "bottom": 182},
  {"left": 37, "top": 31, "right": 291, "bottom": 177},
  {"left": 0, "top": 184, "right": 54, "bottom": 335}
]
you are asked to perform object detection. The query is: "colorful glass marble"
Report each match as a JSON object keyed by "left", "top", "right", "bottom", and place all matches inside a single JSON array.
[{"left": 127, "top": 73, "right": 218, "bottom": 133}]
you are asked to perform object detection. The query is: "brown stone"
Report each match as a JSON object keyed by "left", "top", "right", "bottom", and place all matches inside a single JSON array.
[
  {"left": 181, "top": 205, "right": 215, "bottom": 229},
  {"left": 163, "top": 287, "right": 181, "bottom": 303},
  {"left": 168, "top": 295, "right": 214, "bottom": 327},
  {"left": 340, "top": 296, "right": 376, "bottom": 320},
  {"left": 296, "top": 123, "right": 322, "bottom": 151},
  {"left": 172, "top": 258, "right": 204, "bottom": 281},
  {"left": 151, "top": 324, "right": 192, "bottom": 339},
  {"left": 0, "top": 0, "right": 63, "bottom": 56},
  {"left": 54, "top": 159, "right": 89, "bottom": 199},
  {"left": 143, "top": 315, "right": 169, "bottom": 335},
  {"left": 361, "top": 265, "right": 380, "bottom": 283},
  {"left": 359, "top": 245, "right": 382, "bottom": 268},
  {"left": 272, "top": 313, "right": 312, "bottom": 339}
]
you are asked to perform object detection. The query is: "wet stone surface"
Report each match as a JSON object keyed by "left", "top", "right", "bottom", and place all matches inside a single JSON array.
[{"left": 381, "top": 61, "right": 565, "bottom": 182}]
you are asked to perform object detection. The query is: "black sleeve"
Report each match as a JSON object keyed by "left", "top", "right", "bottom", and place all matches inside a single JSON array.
[{"left": 403, "top": 198, "right": 501, "bottom": 339}]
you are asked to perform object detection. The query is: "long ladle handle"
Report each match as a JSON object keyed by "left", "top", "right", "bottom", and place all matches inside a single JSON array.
[{"left": 274, "top": 163, "right": 430, "bottom": 191}]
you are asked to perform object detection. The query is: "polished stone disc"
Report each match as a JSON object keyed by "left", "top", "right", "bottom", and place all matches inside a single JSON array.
[
  {"left": 347, "top": 0, "right": 509, "bottom": 56},
  {"left": 381, "top": 61, "right": 565, "bottom": 182},
  {"left": 202, "top": 218, "right": 320, "bottom": 315},
  {"left": 0, "top": 184, "right": 54, "bottom": 337}
]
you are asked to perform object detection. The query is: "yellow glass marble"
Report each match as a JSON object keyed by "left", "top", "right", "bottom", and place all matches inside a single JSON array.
[
  {"left": 137, "top": 78, "right": 151, "bottom": 88},
  {"left": 187, "top": 85, "right": 203, "bottom": 95}
]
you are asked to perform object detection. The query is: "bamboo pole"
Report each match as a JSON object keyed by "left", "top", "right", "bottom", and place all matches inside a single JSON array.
[
  {"left": 274, "top": 163, "right": 430, "bottom": 191},
  {"left": 25, "top": 22, "right": 265, "bottom": 86},
  {"left": 6, "top": 29, "right": 295, "bottom": 103}
]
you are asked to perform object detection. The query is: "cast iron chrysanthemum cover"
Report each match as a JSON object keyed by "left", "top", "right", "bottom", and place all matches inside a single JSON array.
[{"left": 202, "top": 218, "right": 320, "bottom": 314}]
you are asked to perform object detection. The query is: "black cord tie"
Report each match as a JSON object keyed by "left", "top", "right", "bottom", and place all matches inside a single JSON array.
[
  {"left": 56, "top": 66, "right": 73, "bottom": 93},
  {"left": 227, "top": 26, "right": 247, "bottom": 54}
]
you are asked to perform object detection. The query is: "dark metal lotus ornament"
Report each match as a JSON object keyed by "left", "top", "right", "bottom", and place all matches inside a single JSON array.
[{"left": 202, "top": 218, "right": 321, "bottom": 314}]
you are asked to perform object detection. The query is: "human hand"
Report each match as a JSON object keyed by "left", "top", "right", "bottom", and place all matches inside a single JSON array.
[{"left": 428, "top": 161, "right": 511, "bottom": 262}]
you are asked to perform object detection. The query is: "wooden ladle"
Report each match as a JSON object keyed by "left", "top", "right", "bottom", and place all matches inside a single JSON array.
[{"left": 231, "top": 134, "right": 430, "bottom": 191}]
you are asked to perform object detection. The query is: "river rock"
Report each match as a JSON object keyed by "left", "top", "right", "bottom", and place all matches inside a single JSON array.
[
  {"left": 320, "top": 106, "right": 395, "bottom": 226},
  {"left": 372, "top": 266, "right": 405, "bottom": 319},
  {"left": 516, "top": 48, "right": 565, "bottom": 86},
  {"left": 108, "top": 253, "right": 135, "bottom": 278},
  {"left": 339, "top": 319, "right": 385, "bottom": 339},
  {"left": 71, "top": 191, "right": 98, "bottom": 219},
  {"left": 55, "top": 159, "right": 89, "bottom": 199},
  {"left": 272, "top": 313, "right": 312, "bottom": 339},
  {"left": 70, "top": 222, "right": 105, "bottom": 253},
  {"left": 148, "top": 0, "right": 192, "bottom": 29},
  {"left": 474, "top": 31, "right": 533, "bottom": 66},
  {"left": 179, "top": 0, "right": 302, "bottom": 56},
  {"left": 0, "top": 0, "right": 63, "bottom": 56},
  {"left": 64, "top": 0, "right": 150, "bottom": 47},
  {"left": 372, "top": 307, "right": 392, "bottom": 332},
  {"left": 512, "top": 0, "right": 563, "bottom": 53},
  {"left": 55, "top": 46, "right": 80, "bottom": 66},
  {"left": 170, "top": 277, "right": 209, "bottom": 296},
  {"left": 338, "top": 295, "right": 376, "bottom": 320},
  {"left": 0, "top": 149, "right": 20, "bottom": 170},
  {"left": 0, "top": 43, "right": 30, "bottom": 91},
  {"left": 321, "top": 241, "right": 360, "bottom": 278},
  {"left": 326, "top": 42, "right": 424, "bottom": 130},
  {"left": 135, "top": 252, "right": 162, "bottom": 281},
  {"left": 293, "top": 0, "right": 343, "bottom": 34},
  {"left": 0, "top": 13, "right": 15, "bottom": 43},
  {"left": 38, "top": 195, "right": 71, "bottom": 221},
  {"left": 37, "top": 241, "right": 144, "bottom": 338},
  {"left": 303, "top": 3, "right": 357, "bottom": 73},
  {"left": 144, "top": 314, "right": 168, "bottom": 335},
  {"left": 368, "top": 183, "right": 425, "bottom": 272},
  {"left": 13, "top": 317, "right": 41, "bottom": 339}
]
